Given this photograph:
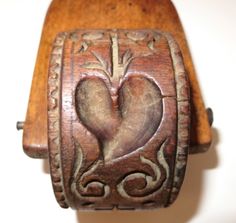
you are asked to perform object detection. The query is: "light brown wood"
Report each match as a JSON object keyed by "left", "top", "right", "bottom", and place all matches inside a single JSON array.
[{"left": 23, "top": 0, "right": 212, "bottom": 158}]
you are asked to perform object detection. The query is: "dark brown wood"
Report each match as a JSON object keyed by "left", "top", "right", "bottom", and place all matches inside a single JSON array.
[
  {"left": 48, "top": 29, "right": 190, "bottom": 209},
  {"left": 22, "top": 0, "right": 212, "bottom": 159}
]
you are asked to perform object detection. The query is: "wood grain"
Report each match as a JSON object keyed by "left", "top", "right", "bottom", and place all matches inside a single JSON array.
[
  {"left": 23, "top": 0, "right": 211, "bottom": 158},
  {"left": 48, "top": 29, "right": 190, "bottom": 209}
]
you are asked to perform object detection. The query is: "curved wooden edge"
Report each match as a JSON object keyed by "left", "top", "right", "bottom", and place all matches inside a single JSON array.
[{"left": 22, "top": 0, "right": 212, "bottom": 158}]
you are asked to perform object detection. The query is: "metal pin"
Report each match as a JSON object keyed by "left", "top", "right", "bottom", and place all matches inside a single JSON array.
[
  {"left": 206, "top": 108, "right": 214, "bottom": 126},
  {"left": 16, "top": 121, "right": 24, "bottom": 130}
]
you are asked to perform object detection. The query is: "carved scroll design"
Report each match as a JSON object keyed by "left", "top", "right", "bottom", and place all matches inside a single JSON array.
[
  {"left": 71, "top": 31, "right": 170, "bottom": 205},
  {"left": 117, "top": 139, "right": 169, "bottom": 201},
  {"left": 71, "top": 142, "right": 110, "bottom": 204},
  {"left": 48, "top": 33, "right": 69, "bottom": 208}
]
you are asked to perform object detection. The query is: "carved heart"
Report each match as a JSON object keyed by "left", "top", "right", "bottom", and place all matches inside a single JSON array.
[{"left": 75, "top": 76, "right": 163, "bottom": 162}]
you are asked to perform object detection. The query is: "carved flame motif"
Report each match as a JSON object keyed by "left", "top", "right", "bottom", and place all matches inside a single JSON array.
[{"left": 71, "top": 31, "right": 169, "bottom": 205}]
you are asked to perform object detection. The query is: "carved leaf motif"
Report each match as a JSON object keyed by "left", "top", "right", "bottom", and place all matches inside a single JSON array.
[
  {"left": 81, "top": 52, "right": 111, "bottom": 80},
  {"left": 147, "top": 39, "right": 155, "bottom": 51},
  {"left": 92, "top": 51, "right": 108, "bottom": 71},
  {"left": 122, "top": 49, "right": 133, "bottom": 65},
  {"left": 81, "top": 62, "right": 104, "bottom": 70}
]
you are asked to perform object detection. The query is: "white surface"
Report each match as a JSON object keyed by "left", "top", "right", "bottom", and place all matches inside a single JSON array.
[{"left": 0, "top": 0, "right": 235, "bottom": 222}]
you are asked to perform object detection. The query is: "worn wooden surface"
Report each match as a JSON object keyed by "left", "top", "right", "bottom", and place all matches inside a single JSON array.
[
  {"left": 48, "top": 29, "right": 190, "bottom": 209},
  {"left": 23, "top": 0, "right": 211, "bottom": 157}
]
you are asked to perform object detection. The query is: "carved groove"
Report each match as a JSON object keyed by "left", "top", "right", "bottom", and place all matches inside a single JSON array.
[
  {"left": 164, "top": 33, "right": 190, "bottom": 205},
  {"left": 71, "top": 142, "right": 110, "bottom": 204},
  {"left": 117, "top": 139, "right": 169, "bottom": 200},
  {"left": 48, "top": 32, "right": 69, "bottom": 208}
]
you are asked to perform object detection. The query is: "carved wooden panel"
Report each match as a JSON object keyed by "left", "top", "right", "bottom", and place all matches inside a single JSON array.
[{"left": 48, "top": 30, "right": 190, "bottom": 210}]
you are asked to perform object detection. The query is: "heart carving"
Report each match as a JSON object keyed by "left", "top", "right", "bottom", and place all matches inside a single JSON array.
[{"left": 75, "top": 76, "right": 163, "bottom": 162}]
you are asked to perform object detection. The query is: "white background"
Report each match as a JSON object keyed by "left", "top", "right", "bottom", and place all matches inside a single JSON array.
[{"left": 0, "top": 0, "right": 235, "bottom": 222}]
